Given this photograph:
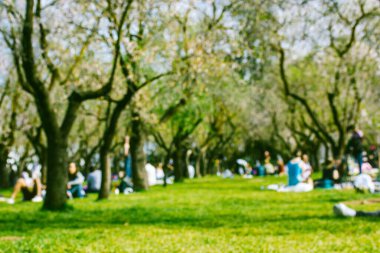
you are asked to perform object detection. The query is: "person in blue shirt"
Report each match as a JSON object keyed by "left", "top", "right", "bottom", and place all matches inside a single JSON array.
[{"left": 287, "top": 152, "right": 303, "bottom": 186}]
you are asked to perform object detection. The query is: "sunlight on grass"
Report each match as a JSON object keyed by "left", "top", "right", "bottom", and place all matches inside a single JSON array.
[{"left": 0, "top": 177, "right": 379, "bottom": 252}]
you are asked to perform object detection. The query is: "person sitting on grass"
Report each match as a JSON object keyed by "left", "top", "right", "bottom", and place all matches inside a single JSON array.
[
  {"left": 67, "top": 162, "right": 85, "bottom": 198},
  {"left": 115, "top": 170, "right": 133, "bottom": 195},
  {"left": 277, "top": 155, "right": 285, "bottom": 176},
  {"left": 243, "top": 163, "right": 253, "bottom": 178},
  {"left": 264, "top": 151, "right": 276, "bottom": 175},
  {"left": 361, "top": 155, "right": 375, "bottom": 174},
  {"left": 334, "top": 202, "right": 380, "bottom": 217},
  {"left": 287, "top": 151, "right": 303, "bottom": 186},
  {"left": 7, "top": 167, "right": 43, "bottom": 204},
  {"left": 277, "top": 151, "right": 313, "bottom": 192},
  {"left": 156, "top": 163, "right": 165, "bottom": 180},
  {"left": 301, "top": 154, "right": 313, "bottom": 184},
  {"left": 85, "top": 166, "right": 102, "bottom": 193}
]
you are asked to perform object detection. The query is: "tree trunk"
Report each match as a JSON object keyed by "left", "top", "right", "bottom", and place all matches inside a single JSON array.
[
  {"left": 162, "top": 149, "right": 172, "bottom": 187},
  {"left": 332, "top": 139, "right": 346, "bottom": 160},
  {"left": 98, "top": 147, "right": 111, "bottom": 199},
  {"left": 98, "top": 94, "right": 134, "bottom": 200},
  {"left": 43, "top": 138, "right": 68, "bottom": 210},
  {"left": 173, "top": 144, "right": 186, "bottom": 182},
  {"left": 195, "top": 150, "right": 202, "bottom": 178},
  {"left": 200, "top": 151, "right": 207, "bottom": 176},
  {"left": 40, "top": 154, "right": 47, "bottom": 185},
  {"left": 310, "top": 145, "right": 320, "bottom": 172},
  {"left": 131, "top": 112, "right": 148, "bottom": 191},
  {"left": 0, "top": 145, "right": 10, "bottom": 189},
  {"left": 35, "top": 144, "right": 47, "bottom": 185},
  {"left": 185, "top": 149, "right": 191, "bottom": 178},
  {"left": 206, "top": 153, "right": 215, "bottom": 175},
  {"left": 324, "top": 143, "right": 330, "bottom": 164}
]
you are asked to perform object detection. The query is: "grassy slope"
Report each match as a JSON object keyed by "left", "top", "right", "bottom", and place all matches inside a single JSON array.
[{"left": 0, "top": 176, "right": 379, "bottom": 253}]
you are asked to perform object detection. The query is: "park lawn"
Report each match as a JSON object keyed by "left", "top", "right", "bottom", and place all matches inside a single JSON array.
[{"left": 0, "top": 176, "right": 379, "bottom": 253}]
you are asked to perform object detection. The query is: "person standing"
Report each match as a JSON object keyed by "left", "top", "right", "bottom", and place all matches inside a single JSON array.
[
  {"left": 124, "top": 136, "right": 132, "bottom": 179},
  {"left": 348, "top": 127, "right": 364, "bottom": 174}
]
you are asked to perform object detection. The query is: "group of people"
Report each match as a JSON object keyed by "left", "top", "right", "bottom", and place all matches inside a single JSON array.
[
  {"left": 1, "top": 162, "right": 102, "bottom": 204},
  {"left": 234, "top": 150, "right": 312, "bottom": 182},
  {"left": 233, "top": 151, "right": 285, "bottom": 178},
  {"left": 263, "top": 151, "right": 314, "bottom": 192},
  {"left": 1, "top": 158, "right": 174, "bottom": 204}
]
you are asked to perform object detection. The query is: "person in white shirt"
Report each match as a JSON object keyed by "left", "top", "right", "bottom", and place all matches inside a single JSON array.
[
  {"left": 67, "top": 162, "right": 85, "bottom": 198},
  {"left": 301, "top": 154, "right": 313, "bottom": 183},
  {"left": 145, "top": 163, "right": 157, "bottom": 186}
]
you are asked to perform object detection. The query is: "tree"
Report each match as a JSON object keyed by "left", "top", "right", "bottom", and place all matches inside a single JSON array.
[
  {"left": 1, "top": 0, "right": 130, "bottom": 210},
  {"left": 0, "top": 80, "right": 17, "bottom": 188},
  {"left": 273, "top": 0, "right": 380, "bottom": 159}
]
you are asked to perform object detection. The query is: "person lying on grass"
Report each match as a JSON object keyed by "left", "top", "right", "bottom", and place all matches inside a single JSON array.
[
  {"left": 7, "top": 167, "right": 43, "bottom": 204},
  {"left": 334, "top": 199, "right": 380, "bottom": 217},
  {"left": 67, "top": 162, "right": 85, "bottom": 199}
]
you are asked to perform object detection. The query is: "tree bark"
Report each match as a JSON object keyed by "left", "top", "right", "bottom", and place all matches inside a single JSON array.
[
  {"left": 98, "top": 90, "right": 135, "bottom": 199},
  {"left": 130, "top": 112, "right": 148, "bottom": 191},
  {"left": 324, "top": 143, "right": 330, "bottom": 164},
  {"left": 200, "top": 151, "right": 207, "bottom": 176},
  {"left": 40, "top": 150, "right": 47, "bottom": 184},
  {"left": 98, "top": 147, "right": 111, "bottom": 199},
  {"left": 173, "top": 144, "right": 187, "bottom": 182},
  {"left": 195, "top": 149, "right": 202, "bottom": 178},
  {"left": 43, "top": 138, "right": 68, "bottom": 210},
  {"left": 310, "top": 144, "right": 320, "bottom": 172},
  {"left": 0, "top": 145, "right": 10, "bottom": 189},
  {"left": 26, "top": 131, "right": 47, "bottom": 184}
]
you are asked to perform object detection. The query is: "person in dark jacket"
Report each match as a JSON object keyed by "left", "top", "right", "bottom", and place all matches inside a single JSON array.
[{"left": 347, "top": 127, "right": 364, "bottom": 174}]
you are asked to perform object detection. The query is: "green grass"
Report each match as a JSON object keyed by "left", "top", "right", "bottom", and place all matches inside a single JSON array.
[{"left": 0, "top": 176, "right": 380, "bottom": 253}]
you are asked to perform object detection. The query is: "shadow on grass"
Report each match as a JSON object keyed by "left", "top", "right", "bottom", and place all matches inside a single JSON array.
[
  {"left": 1, "top": 177, "right": 378, "bottom": 237},
  {"left": 0, "top": 202, "right": 342, "bottom": 236}
]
